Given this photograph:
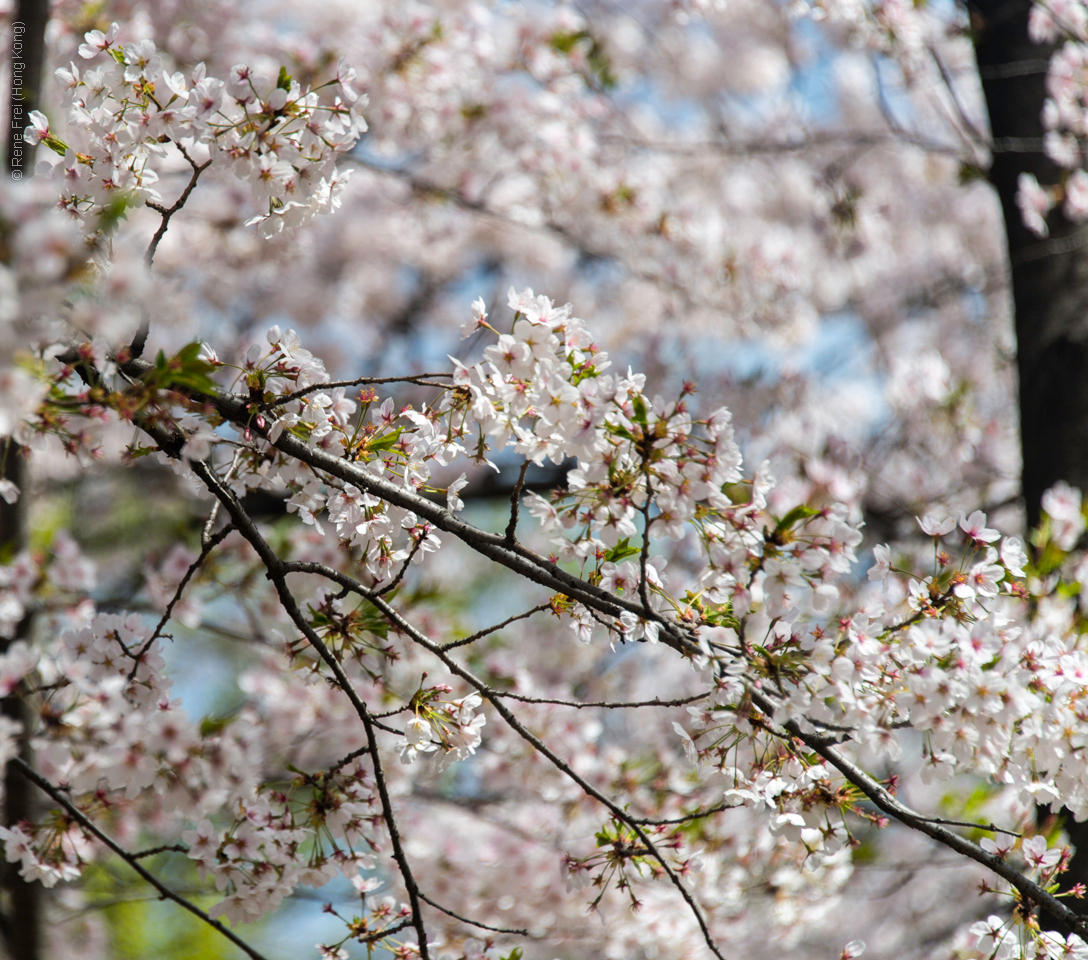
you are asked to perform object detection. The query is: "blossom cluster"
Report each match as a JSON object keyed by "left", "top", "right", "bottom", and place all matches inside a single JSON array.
[
  {"left": 0, "top": 590, "right": 394, "bottom": 930},
  {"left": 5, "top": 4, "right": 1088, "bottom": 957},
  {"left": 12, "top": 277, "right": 1088, "bottom": 958},
  {"left": 399, "top": 690, "right": 486, "bottom": 765},
  {"left": 30, "top": 23, "right": 367, "bottom": 244},
  {"left": 1013, "top": 2, "right": 1088, "bottom": 232}
]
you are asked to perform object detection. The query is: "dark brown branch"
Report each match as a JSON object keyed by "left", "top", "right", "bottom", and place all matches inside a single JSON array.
[
  {"left": 131, "top": 843, "right": 188, "bottom": 860},
  {"left": 440, "top": 604, "right": 550, "bottom": 652},
  {"left": 504, "top": 461, "right": 530, "bottom": 543},
  {"left": 145, "top": 143, "right": 213, "bottom": 267},
  {"left": 416, "top": 889, "right": 529, "bottom": 937},
  {"left": 9, "top": 758, "right": 270, "bottom": 960},
  {"left": 361, "top": 594, "right": 729, "bottom": 960}
]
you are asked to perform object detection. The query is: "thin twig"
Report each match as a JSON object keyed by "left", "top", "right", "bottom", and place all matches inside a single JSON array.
[
  {"left": 491, "top": 690, "right": 709, "bottom": 710},
  {"left": 504, "top": 461, "right": 530, "bottom": 543},
  {"left": 145, "top": 143, "right": 213, "bottom": 267},
  {"left": 375, "top": 537, "right": 423, "bottom": 597},
  {"left": 125, "top": 523, "right": 234, "bottom": 684},
  {"left": 416, "top": 890, "right": 529, "bottom": 937},
  {"left": 440, "top": 604, "right": 550, "bottom": 652},
  {"left": 9, "top": 758, "right": 269, "bottom": 960},
  {"left": 202, "top": 450, "right": 243, "bottom": 547},
  {"left": 630, "top": 803, "right": 732, "bottom": 826},
  {"left": 913, "top": 816, "right": 1022, "bottom": 838},
  {"left": 358, "top": 919, "right": 413, "bottom": 943},
  {"left": 265, "top": 374, "right": 454, "bottom": 410},
  {"left": 131, "top": 843, "right": 188, "bottom": 860},
  {"left": 328, "top": 744, "right": 372, "bottom": 774}
]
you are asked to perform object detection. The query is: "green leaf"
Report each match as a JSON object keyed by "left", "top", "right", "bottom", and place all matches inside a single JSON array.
[
  {"left": 958, "top": 162, "right": 986, "bottom": 186},
  {"left": 365, "top": 427, "right": 403, "bottom": 453},
  {"left": 199, "top": 714, "right": 232, "bottom": 737},
  {"left": 548, "top": 30, "right": 616, "bottom": 89},
  {"left": 603, "top": 422, "right": 636, "bottom": 441},
  {"left": 356, "top": 600, "right": 390, "bottom": 639},
  {"left": 549, "top": 30, "right": 583, "bottom": 54},
  {"left": 148, "top": 342, "right": 219, "bottom": 395},
  {"left": 277, "top": 66, "right": 292, "bottom": 91},
  {"left": 774, "top": 504, "right": 819, "bottom": 533},
  {"left": 604, "top": 538, "right": 640, "bottom": 563},
  {"left": 631, "top": 393, "right": 648, "bottom": 427},
  {"left": 500, "top": 950, "right": 524, "bottom": 960}
]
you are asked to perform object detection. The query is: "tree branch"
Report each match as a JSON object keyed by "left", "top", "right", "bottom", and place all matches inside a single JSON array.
[
  {"left": 440, "top": 603, "right": 550, "bottom": 652},
  {"left": 126, "top": 522, "right": 234, "bottom": 683},
  {"left": 360, "top": 593, "right": 730, "bottom": 960},
  {"left": 504, "top": 461, "right": 529, "bottom": 544},
  {"left": 185, "top": 460, "right": 432, "bottom": 959},
  {"left": 264, "top": 374, "right": 454, "bottom": 410},
  {"left": 416, "top": 890, "right": 529, "bottom": 937},
  {"left": 746, "top": 689, "right": 1087, "bottom": 936},
  {"left": 145, "top": 143, "right": 213, "bottom": 267},
  {"left": 9, "top": 758, "right": 270, "bottom": 960}
]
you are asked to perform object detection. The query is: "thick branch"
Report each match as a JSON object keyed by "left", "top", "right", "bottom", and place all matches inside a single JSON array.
[{"left": 747, "top": 689, "right": 1088, "bottom": 936}]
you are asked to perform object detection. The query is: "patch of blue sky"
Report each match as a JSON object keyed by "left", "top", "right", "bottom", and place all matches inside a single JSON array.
[
  {"left": 153, "top": 595, "right": 258, "bottom": 720},
  {"left": 351, "top": 132, "right": 424, "bottom": 171},
  {"left": 872, "top": 54, "right": 915, "bottom": 129},
  {"left": 252, "top": 895, "right": 351, "bottom": 960},
  {"left": 611, "top": 75, "right": 708, "bottom": 136},
  {"left": 787, "top": 13, "right": 844, "bottom": 127},
  {"left": 629, "top": 311, "right": 878, "bottom": 384}
]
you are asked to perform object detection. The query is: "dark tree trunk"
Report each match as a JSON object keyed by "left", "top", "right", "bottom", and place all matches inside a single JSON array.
[
  {"left": 7, "top": 0, "right": 48, "bottom": 185},
  {"left": 972, "top": 0, "right": 1088, "bottom": 933},
  {"left": 972, "top": 0, "right": 1088, "bottom": 530},
  {"left": 1, "top": 1, "right": 49, "bottom": 957}
]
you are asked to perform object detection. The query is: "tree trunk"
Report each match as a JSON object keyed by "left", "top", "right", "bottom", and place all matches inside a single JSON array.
[
  {"left": 973, "top": 0, "right": 1088, "bottom": 529},
  {"left": 972, "top": 0, "right": 1088, "bottom": 932},
  {"left": 1, "top": 1, "right": 49, "bottom": 957}
]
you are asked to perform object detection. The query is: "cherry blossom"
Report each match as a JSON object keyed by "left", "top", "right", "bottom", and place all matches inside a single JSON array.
[{"left": 9, "top": 4, "right": 1088, "bottom": 960}]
